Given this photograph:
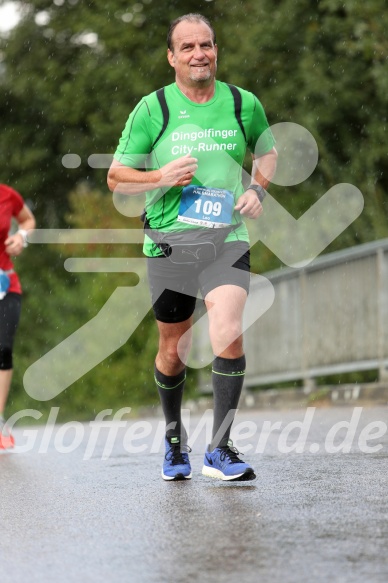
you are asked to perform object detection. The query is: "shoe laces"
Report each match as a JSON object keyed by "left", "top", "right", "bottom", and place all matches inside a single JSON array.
[
  {"left": 219, "top": 444, "right": 244, "bottom": 464},
  {"left": 165, "top": 443, "right": 192, "bottom": 466}
]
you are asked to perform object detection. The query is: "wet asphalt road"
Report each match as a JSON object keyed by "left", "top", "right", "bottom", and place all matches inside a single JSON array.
[{"left": 1, "top": 405, "right": 388, "bottom": 583}]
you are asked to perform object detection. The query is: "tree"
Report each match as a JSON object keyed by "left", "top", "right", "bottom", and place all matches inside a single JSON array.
[
  {"left": 0, "top": 0, "right": 217, "bottom": 223},
  {"left": 1, "top": 0, "right": 386, "bottom": 246}
]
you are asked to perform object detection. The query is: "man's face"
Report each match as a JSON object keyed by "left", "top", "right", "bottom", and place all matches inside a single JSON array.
[{"left": 167, "top": 20, "right": 218, "bottom": 87}]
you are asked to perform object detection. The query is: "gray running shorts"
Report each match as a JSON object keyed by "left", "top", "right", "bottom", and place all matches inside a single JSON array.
[{"left": 146, "top": 242, "right": 250, "bottom": 323}]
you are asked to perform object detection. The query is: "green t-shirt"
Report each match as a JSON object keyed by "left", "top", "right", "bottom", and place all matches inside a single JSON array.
[{"left": 114, "top": 81, "right": 275, "bottom": 257}]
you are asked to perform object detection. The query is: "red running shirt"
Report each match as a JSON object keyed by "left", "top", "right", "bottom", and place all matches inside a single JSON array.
[{"left": 0, "top": 184, "right": 24, "bottom": 294}]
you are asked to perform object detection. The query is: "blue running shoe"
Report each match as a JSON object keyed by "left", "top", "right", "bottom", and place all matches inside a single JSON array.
[
  {"left": 202, "top": 440, "right": 256, "bottom": 481},
  {"left": 162, "top": 436, "right": 192, "bottom": 481}
]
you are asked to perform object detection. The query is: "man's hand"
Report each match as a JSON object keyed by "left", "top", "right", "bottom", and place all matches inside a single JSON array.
[
  {"left": 108, "top": 155, "right": 198, "bottom": 195},
  {"left": 159, "top": 154, "right": 198, "bottom": 188},
  {"left": 234, "top": 189, "right": 264, "bottom": 219},
  {"left": 5, "top": 233, "right": 25, "bottom": 256}
]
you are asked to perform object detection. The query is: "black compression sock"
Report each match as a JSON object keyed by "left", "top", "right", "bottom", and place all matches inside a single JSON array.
[
  {"left": 155, "top": 364, "right": 186, "bottom": 441},
  {"left": 210, "top": 355, "right": 246, "bottom": 450}
]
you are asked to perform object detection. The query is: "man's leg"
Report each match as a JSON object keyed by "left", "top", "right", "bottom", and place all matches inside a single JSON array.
[
  {"left": 147, "top": 256, "right": 199, "bottom": 479},
  {"left": 201, "top": 281, "right": 255, "bottom": 481},
  {"left": 155, "top": 317, "right": 193, "bottom": 441},
  {"left": 147, "top": 257, "right": 197, "bottom": 442},
  {"left": 205, "top": 284, "right": 247, "bottom": 450},
  {"left": 154, "top": 317, "right": 194, "bottom": 480}
]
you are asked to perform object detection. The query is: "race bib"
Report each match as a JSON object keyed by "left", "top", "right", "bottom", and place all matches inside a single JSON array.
[
  {"left": 177, "top": 185, "right": 234, "bottom": 228},
  {"left": 0, "top": 270, "right": 10, "bottom": 300}
]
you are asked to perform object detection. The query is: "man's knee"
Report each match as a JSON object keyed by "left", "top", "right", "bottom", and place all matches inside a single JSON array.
[{"left": 210, "top": 318, "right": 242, "bottom": 343}]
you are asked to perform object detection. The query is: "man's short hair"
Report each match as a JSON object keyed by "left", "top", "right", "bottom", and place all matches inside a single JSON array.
[{"left": 167, "top": 13, "right": 216, "bottom": 51}]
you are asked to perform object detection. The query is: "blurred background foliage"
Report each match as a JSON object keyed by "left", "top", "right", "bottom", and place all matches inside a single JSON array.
[{"left": 0, "top": 0, "right": 387, "bottom": 420}]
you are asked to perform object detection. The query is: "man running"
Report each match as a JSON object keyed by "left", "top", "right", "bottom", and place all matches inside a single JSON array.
[{"left": 108, "top": 13, "right": 277, "bottom": 481}]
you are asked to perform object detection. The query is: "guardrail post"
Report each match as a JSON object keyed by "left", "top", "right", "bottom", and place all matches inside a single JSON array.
[{"left": 377, "top": 247, "right": 388, "bottom": 382}]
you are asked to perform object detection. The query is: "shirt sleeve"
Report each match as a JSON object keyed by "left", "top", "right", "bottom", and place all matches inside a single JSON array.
[
  {"left": 114, "top": 99, "right": 153, "bottom": 168},
  {"left": 247, "top": 94, "right": 276, "bottom": 156},
  {"left": 10, "top": 187, "right": 24, "bottom": 217}
]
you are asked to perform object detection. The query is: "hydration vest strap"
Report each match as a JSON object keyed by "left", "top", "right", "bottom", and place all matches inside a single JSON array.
[
  {"left": 227, "top": 84, "right": 247, "bottom": 142},
  {"left": 152, "top": 88, "right": 170, "bottom": 149}
]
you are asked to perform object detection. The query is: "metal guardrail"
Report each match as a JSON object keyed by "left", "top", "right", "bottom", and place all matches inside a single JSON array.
[{"left": 243, "top": 238, "right": 388, "bottom": 388}]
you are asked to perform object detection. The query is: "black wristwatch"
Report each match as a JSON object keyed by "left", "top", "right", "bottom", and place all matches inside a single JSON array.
[{"left": 247, "top": 184, "right": 267, "bottom": 203}]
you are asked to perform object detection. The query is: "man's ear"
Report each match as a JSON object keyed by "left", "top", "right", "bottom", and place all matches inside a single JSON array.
[{"left": 167, "top": 49, "right": 175, "bottom": 68}]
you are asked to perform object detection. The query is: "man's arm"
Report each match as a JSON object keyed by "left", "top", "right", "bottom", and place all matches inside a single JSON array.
[
  {"left": 107, "top": 155, "right": 198, "bottom": 195},
  {"left": 235, "top": 147, "right": 278, "bottom": 218},
  {"left": 251, "top": 147, "right": 278, "bottom": 190}
]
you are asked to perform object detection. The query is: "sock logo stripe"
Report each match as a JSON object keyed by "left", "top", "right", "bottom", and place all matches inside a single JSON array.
[
  {"left": 154, "top": 375, "right": 186, "bottom": 390},
  {"left": 211, "top": 370, "right": 245, "bottom": 377}
]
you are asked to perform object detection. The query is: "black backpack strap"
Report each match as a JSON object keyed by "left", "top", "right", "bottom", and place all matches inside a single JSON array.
[
  {"left": 141, "top": 88, "right": 169, "bottom": 225},
  {"left": 227, "top": 84, "right": 247, "bottom": 143},
  {"left": 152, "top": 88, "right": 169, "bottom": 149}
]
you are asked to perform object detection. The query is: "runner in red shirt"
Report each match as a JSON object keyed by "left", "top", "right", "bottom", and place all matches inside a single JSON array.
[{"left": 0, "top": 184, "right": 35, "bottom": 449}]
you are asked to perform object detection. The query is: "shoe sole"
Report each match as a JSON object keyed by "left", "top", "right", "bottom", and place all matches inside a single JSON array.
[
  {"left": 202, "top": 466, "right": 256, "bottom": 481},
  {"left": 161, "top": 471, "right": 192, "bottom": 481}
]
